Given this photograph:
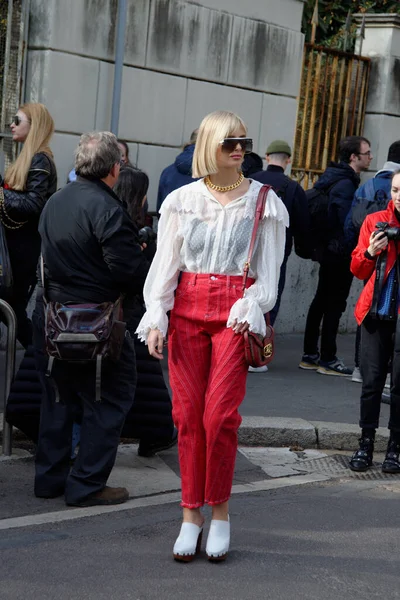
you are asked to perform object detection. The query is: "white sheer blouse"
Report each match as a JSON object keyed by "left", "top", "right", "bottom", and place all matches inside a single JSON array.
[{"left": 136, "top": 179, "right": 289, "bottom": 342}]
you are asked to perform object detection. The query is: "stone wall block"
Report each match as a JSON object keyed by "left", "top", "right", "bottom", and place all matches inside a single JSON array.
[
  {"left": 51, "top": 133, "right": 81, "bottom": 187},
  {"left": 259, "top": 94, "right": 298, "bottom": 155},
  {"left": 146, "top": 0, "right": 231, "bottom": 82},
  {"left": 29, "top": 0, "right": 53, "bottom": 48},
  {"left": 96, "top": 62, "right": 187, "bottom": 144},
  {"left": 26, "top": 51, "right": 99, "bottom": 133},
  {"left": 136, "top": 144, "right": 181, "bottom": 211},
  {"left": 29, "top": 0, "right": 149, "bottom": 66},
  {"left": 228, "top": 17, "right": 303, "bottom": 96},
  {"left": 196, "top": 0, "right": 305, "bottom": 31},
  {"left": 363, "top": 113, "right": 400, "bottom": 172},
  {"left": 183, "top": 80, "right": 263, "bottom": 150}
]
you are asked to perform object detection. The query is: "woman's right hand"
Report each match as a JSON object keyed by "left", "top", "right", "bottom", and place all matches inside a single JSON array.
[
  {"left": 368, "top": 230, "right": 388, "bottom": 256},
  {"left": 148, "top": 328, "right": 164, "bottom": 360}
]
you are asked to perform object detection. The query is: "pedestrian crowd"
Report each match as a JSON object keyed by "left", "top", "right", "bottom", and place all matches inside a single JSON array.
[{"left": 1, "top": 101, "right": 400, "bottom": 562}]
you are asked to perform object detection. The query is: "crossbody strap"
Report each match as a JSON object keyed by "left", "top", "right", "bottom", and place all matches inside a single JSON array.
[
  {"left": 242, "top": 185, "right": 272, "bottom": 294},
  {"left": 40, "top": 254, "right": 48, "bottom": 303}
]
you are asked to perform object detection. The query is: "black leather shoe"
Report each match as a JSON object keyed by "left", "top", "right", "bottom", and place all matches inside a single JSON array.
[
  {"left": 382, "top": 439, "right": 400, "bottom": 473},
  {"left": 349, "top": 437, "right": 374, "bottom": 472},
  {"left": 138, "top": 428, "right": 178, "bottom": 458}
]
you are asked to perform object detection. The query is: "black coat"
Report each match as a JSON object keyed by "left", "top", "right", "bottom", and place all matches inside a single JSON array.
[
  {"left": 252, "top": 165, "right": 311, "bottom": 258},
  {"left": 4, "top": 152, "right": 57, "bottom": 291},
  {"left": 314, "top": 161, "right": 360, "bottom": 259},
  {"left": 121, "top": 297, "right": 173, "bottom": 440},
  {"left": 39, "top": 177, "right": 148, "bottom": 303}
]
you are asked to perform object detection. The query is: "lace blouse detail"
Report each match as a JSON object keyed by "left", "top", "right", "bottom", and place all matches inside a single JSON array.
[{"left": 136, "top": 179, "right": 288, "bottom": 341}]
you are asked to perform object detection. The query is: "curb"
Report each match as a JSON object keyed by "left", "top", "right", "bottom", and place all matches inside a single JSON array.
[
  {"left": 1, "top": 414, "right": 389, "bottom": 453},
  {"left": 238, "top": 417, "right": 389, "bottom": 453}
]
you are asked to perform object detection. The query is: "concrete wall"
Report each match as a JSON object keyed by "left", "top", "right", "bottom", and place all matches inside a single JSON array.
[
  {"left": 26, "top": 0, "right": 305, "bottom": 199},
  {"left": 356, "top": 14, "right": 400, "bottom": 173}
]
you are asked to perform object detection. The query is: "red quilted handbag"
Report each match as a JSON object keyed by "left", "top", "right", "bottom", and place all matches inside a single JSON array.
[{"left": 242, "top": 185, "right": 275, "bottom": 368}]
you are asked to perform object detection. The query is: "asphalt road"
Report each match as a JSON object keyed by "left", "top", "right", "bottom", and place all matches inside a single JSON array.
[{"left": 2, "top": 478, "right": 400, "bottom": 600}]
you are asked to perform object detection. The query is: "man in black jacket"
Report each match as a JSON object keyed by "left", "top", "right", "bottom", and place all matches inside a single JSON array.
[
  {"left": 253, "top": 140, "right": 311, "bottom": 326},
  {"left": 33, "top": 131, "right": 148, "bottom": 507},
  {"left": 300, "top": 136, "right": 372, "bottom": 376}
]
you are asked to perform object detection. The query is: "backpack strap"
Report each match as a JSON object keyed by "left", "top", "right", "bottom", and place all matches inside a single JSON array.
[{"left": 364, "top": 177, "right": 376, "bottom": 200}]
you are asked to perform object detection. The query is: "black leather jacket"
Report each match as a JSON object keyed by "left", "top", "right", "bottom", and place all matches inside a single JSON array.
[
  {"left": 2, "top": 152, "right": 57, "bottom": 278},
  {"left": 39, "top": 177, "right": 149, "bottom": 304},
  {"left": 3, "top": 152, "right": 57, "bottom": 224}
]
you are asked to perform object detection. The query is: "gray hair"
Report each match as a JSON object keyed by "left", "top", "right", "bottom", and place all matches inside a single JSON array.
[{"left": 75, "top": 131, "right": 121, "bottom": 178}]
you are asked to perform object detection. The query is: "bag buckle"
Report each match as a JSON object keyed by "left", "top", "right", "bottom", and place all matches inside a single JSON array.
[{"left": 263, "top": 343, "right": 273, "bottom": 358}]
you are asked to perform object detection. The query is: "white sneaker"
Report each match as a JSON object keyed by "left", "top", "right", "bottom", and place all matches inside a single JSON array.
[
  {"left": 351, "top": 367, "right": 362, "bottom": 383},
  {"left": 206, "top": 518, "right": 230, "bottom": 561},
  {"left": 248, "top": 365, "right": 268, "bottom": 373},
  {"left": 173, "top": 523, "right": 203, "bottom": 562},
  {"left": 385, "top": 373, "right": 391, "bottom": 389}
]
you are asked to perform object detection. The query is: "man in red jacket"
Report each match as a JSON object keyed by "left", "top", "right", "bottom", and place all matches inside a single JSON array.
[{"left": 349, "top": 169, "right": 400, "bottom": 473}]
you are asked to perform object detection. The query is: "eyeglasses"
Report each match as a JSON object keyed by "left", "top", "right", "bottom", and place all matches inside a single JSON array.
[
  {"left": 219, "top": 138, "right": 253, "bottom": 154},
  {"left": 10, "top": 115, "right": 30, "bottom": 126},
  {"left": 358, "top": 150, "right": 372, "bottom": 157}
]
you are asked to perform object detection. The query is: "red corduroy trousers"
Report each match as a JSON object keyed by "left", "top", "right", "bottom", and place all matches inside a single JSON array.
[{"left": 168, "top": 272, "right": 254, "bottom": 508}]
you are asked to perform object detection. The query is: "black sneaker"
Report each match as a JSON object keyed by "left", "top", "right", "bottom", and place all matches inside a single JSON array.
[
  {"left": 138, "top": 428, "right": 178, "bottom": 458},
  {"left": 349, "top": 437, "right": 374, "bottom": 472},
  {"left": 382, "top": 439, "right": 400, "bottom": 474},
  {"left": 299, "top": 353, "right": 320, "bottom": 370},
  {"left": 317, "top": 358, "right": 352, "bottom": 377}
]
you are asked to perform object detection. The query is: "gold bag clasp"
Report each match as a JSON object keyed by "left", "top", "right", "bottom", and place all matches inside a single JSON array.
[{"left": 263, "top": 343, "right": 273, "bottom": 358}]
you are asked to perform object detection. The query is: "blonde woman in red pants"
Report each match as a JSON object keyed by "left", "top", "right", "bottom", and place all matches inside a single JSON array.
[{"left": 137, "top": 111, "right": 288, "bottom": 562}]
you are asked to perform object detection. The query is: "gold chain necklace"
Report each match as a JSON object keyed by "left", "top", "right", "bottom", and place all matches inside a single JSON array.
[{"left": 205, "top": 172, "right": 244, "bottom": 193}]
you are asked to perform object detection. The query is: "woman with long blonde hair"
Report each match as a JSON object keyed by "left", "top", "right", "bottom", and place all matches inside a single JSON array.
[
  {"left": 137, "top": 110, "right": 288, "bottom": 562},
  {"left": 1, "top": 103, "right": 57, "bottom": 347}
]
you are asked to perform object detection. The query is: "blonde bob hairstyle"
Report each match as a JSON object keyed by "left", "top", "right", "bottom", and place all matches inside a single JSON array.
[
  {"left": 192, "top": 110, "right": 247, "bottom": 178},
  {"left": 5, "top": 103, "right": 55, "bottom": 191}
]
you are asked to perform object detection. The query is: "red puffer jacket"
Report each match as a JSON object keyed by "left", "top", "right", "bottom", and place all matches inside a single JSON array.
[{"left": 351, "top": 200, "right": 400, "bottom": 325}]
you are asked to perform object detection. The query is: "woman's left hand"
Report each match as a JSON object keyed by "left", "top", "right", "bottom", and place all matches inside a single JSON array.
[{"left": 231, "top": 319, "right": 250, "bottom": 334}]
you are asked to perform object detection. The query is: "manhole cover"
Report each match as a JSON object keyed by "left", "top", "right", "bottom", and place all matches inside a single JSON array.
[{"left": 295, "top": 454, "right": 399, "bottom": 480}]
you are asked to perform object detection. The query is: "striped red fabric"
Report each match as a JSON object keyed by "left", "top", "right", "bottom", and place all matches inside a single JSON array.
[{"left": 168, "top": 273, "right": 253, "bottom": 507}]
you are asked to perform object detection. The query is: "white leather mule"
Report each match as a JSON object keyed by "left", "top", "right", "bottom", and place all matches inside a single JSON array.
[
  {"left": 173, "top": 522, "right": 203, "bottom": 562},
  {"left": 205, "top": 518, "right": 230, "bottom": 561}
]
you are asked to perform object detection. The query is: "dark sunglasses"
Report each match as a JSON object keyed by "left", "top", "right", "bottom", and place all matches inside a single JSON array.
[
  {"left": 219, "top": 137, "right": 253, "bottom": 154},
  {"left": 10, "top": 115, "right": 30, "bottom": 126}
]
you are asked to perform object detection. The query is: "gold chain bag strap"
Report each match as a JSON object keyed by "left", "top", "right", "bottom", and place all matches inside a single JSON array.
[
  {"left": 242, "top": 185, "right": 275, "bottom": 368},
  {"left": 0, "top": 186, "right": 27, "bottom": 229}
]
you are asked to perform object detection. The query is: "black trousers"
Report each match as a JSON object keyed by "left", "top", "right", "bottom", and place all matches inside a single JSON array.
[
  {"left": 303, "top": 258, "right": 353, "bottom": 362},
  {"left": 32, "top": 298, "right": 137, "bottom": 504},
  {"left": 359, "top": 316, "right": 400, "bottom": 433}
]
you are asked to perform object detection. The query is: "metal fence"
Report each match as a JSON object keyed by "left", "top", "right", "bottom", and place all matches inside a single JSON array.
[
  {"left": 0, "top": 0, "right": 29, "bottom": 172},
  {"left": 292, "top": 43, "right": 371, "bottom": 190}
]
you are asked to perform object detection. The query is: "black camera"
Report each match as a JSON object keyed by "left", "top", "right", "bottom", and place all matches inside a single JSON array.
[
  {"left": 138, "top": 226, "right": 157, "bottom": 245},
  {"left": 375, "top": 222, "right": 400, "bottom": 241}
]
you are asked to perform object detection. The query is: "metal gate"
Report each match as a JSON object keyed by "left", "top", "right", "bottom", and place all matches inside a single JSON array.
[
  {"left": 0, "top": 0, "right": 29, "bottom": 173},
  {"left": 292, "top": 43, "right": 371, "bottom": 189}
]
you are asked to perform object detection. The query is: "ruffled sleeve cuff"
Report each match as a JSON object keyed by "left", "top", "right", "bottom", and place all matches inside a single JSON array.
[
  {"left": 135, "top": 305, "right": 169, "bottom": 343},
  {"left": 263, "top": 188, "right": 290, "bottom": 227},
  {"left": 227, "top": 297, "right": 266, "bottom": 336}
]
